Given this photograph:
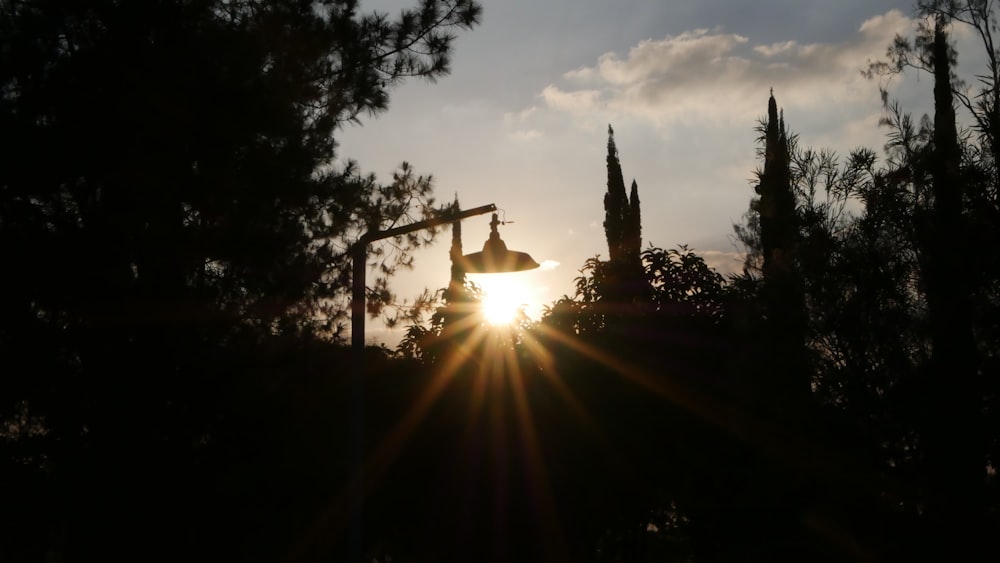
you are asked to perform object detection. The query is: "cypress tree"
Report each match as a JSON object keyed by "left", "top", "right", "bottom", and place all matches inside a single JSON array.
[
  {"left": 446, "top": 196, "right": 467, "bottom": 300},
  {"left": 756, "top": 92, "right": 809, "bottom": 402},
  {"left": 603, "top": 127, "right": 643, "bottom": 267},
  {"left": 625, "top": 179, "right": 642, "bottom": 265},
  {"left": 602, "top": 126, "right": 646, "bottom": 305},
  {"left": 759, "top": 93, "right": 796, "bottom": 281},
  {"left": 604, "top": 125, "right": 630, "bottom": 263},
  {"left": 920, "top": 18, "right": 984, "bottom": 557}
]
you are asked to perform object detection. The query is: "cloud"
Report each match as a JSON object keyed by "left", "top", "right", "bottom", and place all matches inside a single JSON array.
[
  {"left": 754, "top": 41, "right": 798, "bottom": 58},
  {"left": 503, "top": 106, "right": 544, "bottom": 140},
  {"left": 539, "top": 85, "right": 603, "bottom": 114},
  {"left": 594, "top": 29, "right": 750, "bottom": 87},
  {"left": 698, "top": 250, "right": 745, "bottom": 278},
  {"left": 539, "top": 259, "right": 560, "bottom": 271},
  {"left": 509, "top": 128, "right": 542, "bottom": 141},
  {"left": 537, "top": 10, "right": 915, "bottom": 130}
]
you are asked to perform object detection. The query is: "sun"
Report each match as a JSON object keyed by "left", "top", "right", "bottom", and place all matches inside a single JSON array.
[
  {"left": 482, "top": 292, "right": 521, "bottom": 325},
  {"left": 475, "top": 275, "right": 531, "bottom": 325}
]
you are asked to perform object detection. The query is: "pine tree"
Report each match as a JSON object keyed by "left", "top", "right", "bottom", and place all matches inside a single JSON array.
[{"left": 0, "top": 1, "right": 482, "bottom": 559}]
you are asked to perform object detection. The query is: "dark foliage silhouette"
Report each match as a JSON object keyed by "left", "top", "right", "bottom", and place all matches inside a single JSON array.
[
  {"left": 0, "top": 0, "right": 481, "bottom": 560},
  {"left": 4, "top": 1, "right": 1000, "bottom": 561}
]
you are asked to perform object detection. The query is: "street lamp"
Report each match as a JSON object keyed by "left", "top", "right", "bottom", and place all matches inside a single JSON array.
[
  {"left": 348, "top": 203, "right": 538, "bottom": 560},
  {"left": 460, "top": 212, "right": 540, "bottom": 274},
  {"left": 351, "top": 204, "right": 539, "bottom": 357}
]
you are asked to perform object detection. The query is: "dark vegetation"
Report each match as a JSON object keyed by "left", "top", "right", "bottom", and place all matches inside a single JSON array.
[{"left": 2, "top": 0, "right": 998, "bottom": 561}]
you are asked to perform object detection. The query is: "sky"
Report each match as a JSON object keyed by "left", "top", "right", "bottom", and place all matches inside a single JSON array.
[{"left": 340, "top": 0, "right": 966, "bottom": 345}]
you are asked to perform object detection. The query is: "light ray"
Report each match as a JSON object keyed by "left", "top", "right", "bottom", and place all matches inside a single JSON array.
[
  {"left": 503, "top": 340, "right": 572, "bottom": 561},
  {"left": 286, "top": 318, "right": 493, "bottom": 562},
  {"left": 529, "top": 323, "right": 878, "bottom": 489}
]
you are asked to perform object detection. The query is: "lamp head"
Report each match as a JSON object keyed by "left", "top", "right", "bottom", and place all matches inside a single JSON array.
[{"left": 460, "top": 214, "right": 540, "bottom": 274}]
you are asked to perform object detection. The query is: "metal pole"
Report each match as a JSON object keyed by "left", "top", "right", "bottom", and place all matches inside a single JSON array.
[
  {"left": 348, "top": 242, "right": 366, "bottom": 562},
  {"left": 348, "top": 203, "right": 496, "bottom": 560}
]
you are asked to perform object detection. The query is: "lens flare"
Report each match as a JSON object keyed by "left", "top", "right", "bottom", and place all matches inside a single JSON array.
[{"left": 475, "top": 275, "right": 531, "bottom": 325}]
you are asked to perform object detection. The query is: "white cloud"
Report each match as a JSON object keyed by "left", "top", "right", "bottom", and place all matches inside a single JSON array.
[
  {"left": 509, "top": 128, "right": 542, "bottom": 141},
  {"left": 540, "top": 85, "right": 603, "bottom": 114},
  {"left": 538, "top": 10, "right": 915, "bottom": 130},
  {"left": 754, "top": 41, "right": 799, "bottom": 58},
  {"left": 539, "top": 259, "right": 560, "bottom": 270},
  {"left": 593, "top": 29, "right": 749, "bottom": 87},
  {"left": 500, "top": 106, "right": 544, "bottom": 141},
  {"left": 698, "top": 250, "right": 745, "bottom": 278}
]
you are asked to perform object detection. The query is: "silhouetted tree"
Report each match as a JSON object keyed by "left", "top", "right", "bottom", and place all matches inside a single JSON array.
[
  {"left": 626, "top": 180, "right": 643, "bottom": 264},
  {"left": 755, "top": 92, "right": 812, "bottom": 403},
  {"left": 539, "top": 242, "right": 740, "bottom": 561},
  {"left": 602, "top": 126, "right": 647, "bottom": 309},
  {"left": 605, "top": 125, "right": 630, "bottom": 263},
  {"left": 726, "top": 95, "right": 935, "bottom": 561},
  {"left": 915, "top": 17, "right": 986, "bottom": 557},
  {"left": 396, "top": 213, "right": 488, "bottom": 364},
  {"left": 866, "top": 8, "right": 1000, "bottom": 555},
  {"left": 0, "top": 0, "right": 482, "bottom": 560}
]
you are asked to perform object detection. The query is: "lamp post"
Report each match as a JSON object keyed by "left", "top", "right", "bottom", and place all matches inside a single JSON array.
[
  {"left": 348, "top": 203, "right": 539, "bottom": 560},
  {"left": 351, "top": 203, "right": 502, "bottom": 362}
]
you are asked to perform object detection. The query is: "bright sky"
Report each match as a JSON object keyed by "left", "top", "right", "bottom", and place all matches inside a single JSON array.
[{"left": 341, "top": 0, "right": 960, "bottom": 344}]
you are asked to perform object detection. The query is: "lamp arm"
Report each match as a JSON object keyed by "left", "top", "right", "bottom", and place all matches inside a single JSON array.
[
  {"left": 358, "top": 203, "right": 497, "bottom": 246},
  {"left": 352, "top": 202, "right": 497, "bottom": 356}
]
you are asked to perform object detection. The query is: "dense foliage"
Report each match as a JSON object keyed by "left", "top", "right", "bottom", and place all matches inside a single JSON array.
[
  {"left": 3, "top": 0, "right": 1000, "bottom": 561},
  {"left": 0, "top": 0, "right": 481, "bottom": 560}
]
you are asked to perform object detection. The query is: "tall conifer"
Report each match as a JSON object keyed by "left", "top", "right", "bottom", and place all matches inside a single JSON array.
[
  {"left": 759, "top": 94, "right": 796, "bottom": 280},
  {"left": 625, "top": 179, "right": 642, "bottom": 264},
  {"left": 756, "top": 92, "right": 809, "bottom": 401},
  {"left": 603, "top": 126, "right": 645, "bottom": 305},
  {"left": 920, "top": 18, "right": 984, "bottom": 557},
  {"left": 604, "top": 125, "right": 629, "bottom": 263}
]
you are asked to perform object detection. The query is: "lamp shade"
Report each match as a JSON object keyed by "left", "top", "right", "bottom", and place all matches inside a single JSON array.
[{"left": 460, "top": 214, "right": 540, "bottom": 274}]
